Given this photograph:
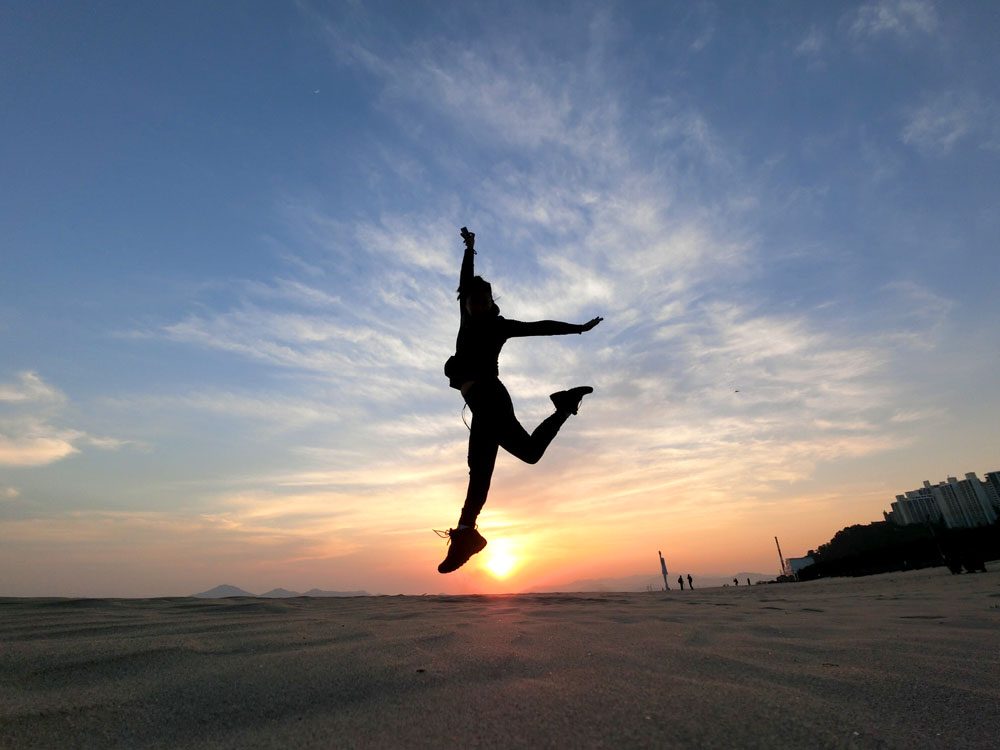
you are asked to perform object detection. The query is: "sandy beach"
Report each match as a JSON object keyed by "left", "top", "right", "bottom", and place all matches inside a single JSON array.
[{"left": 2, "top": 566, "right": 998, "bottom": 749}]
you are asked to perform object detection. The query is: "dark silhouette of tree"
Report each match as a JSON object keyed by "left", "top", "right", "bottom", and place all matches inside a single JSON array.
[{"left": 797, "top": 520, "right": 999, "bottom": 579}]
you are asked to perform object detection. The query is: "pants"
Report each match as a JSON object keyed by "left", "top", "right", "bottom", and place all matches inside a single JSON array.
[{"left": 458, "top": 379, "right": 568, "bottom": 527}]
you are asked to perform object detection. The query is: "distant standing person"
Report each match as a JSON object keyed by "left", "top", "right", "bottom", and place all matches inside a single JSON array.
[
  {"left": 747, "top": 577, "right": 751, "bottom": 587},
  {"left": 687, "top": 574, "right": 693, "bottom": 589},
  {"left": 677, "top": 575, "right": 684, "bottom": 590},
  {"left": 733, "top": 577, "right": 739, "bottom": 586}
]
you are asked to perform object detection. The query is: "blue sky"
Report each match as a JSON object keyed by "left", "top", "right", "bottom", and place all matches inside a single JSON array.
[{"left": 1, "top": 1, "right": 998, "bottom": 596}]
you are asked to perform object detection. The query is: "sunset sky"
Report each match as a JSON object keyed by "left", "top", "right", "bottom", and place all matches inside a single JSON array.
[{"left": 2, "top": 1, "right": 998, "bottom": 596}]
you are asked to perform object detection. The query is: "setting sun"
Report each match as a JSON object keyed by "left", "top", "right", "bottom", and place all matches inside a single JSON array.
[{"left": 482, "top": 538, "right": 519, "bottom": 579}]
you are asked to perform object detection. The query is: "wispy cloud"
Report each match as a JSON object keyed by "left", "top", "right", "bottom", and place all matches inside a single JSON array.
[
  {"left": 890, "top": 407, "right": 943, "bottom": 423},
  {"left": 900, "top": 91, "right": 998, "bottom": 155},
  {"left": 850, "top": 0, "right": 938, "bottom": 39},
  {"left": 795, "top": 27, "right": 825, "bottom": 59},
  {"left": 0, "top": 371, "right": 65, "bottom": 404},
  {"left": 103, "top": 389, "right": 361, "bottom": 433},
  {"left": 881, "top": 280, "right": 954, "bottom": 320},
  {"left": 0, "top": 372, "right": 126, "bottom": 467},
  {"left": 0, "top": 433, "right": 79, "bottom": 467},
  {"left": 689, "top": 16, "right": 715, "bottom": 52}
]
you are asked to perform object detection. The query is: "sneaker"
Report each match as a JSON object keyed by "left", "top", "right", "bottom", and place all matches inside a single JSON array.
[
  {"left": 550, "top": 386, "right": 594, "bottom": 415},
  {"left": 436, "top": 527, "right": 488, "bottom": 574}
]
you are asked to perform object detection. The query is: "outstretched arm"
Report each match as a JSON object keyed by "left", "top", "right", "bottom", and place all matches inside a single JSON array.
[
  {"left": 504, "top": 316, "right": 603, "bottom": 338},
  {"left": 457, "top": 227, "right": 475, "bottom": 300}
]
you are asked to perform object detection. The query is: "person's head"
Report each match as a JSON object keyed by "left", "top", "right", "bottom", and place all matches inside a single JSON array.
[{"left": 465, "top": 276, "right": 498, "bottom": 317}]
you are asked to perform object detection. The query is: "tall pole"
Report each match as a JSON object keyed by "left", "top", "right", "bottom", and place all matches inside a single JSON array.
[
  {"left": 659, "top": 550, "right": 670, "bottom": 590},
  {"left": 774, "top": 536, "right": 787, "bottom": 577}
]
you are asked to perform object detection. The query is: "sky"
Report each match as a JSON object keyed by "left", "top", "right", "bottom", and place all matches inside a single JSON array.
[{"left": 1, "top": 0, "right": 998, "bottom": 597}]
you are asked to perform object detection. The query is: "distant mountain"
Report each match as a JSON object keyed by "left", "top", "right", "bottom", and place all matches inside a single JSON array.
[
  {"left": 193, "top": 584, "right": 256, "bottom": 598},
  {"left": 192, "top": 585, "right": 370, "bottom": 598},
  {"left": 259, "top": 588, "right": 302, "bottom": 598}
]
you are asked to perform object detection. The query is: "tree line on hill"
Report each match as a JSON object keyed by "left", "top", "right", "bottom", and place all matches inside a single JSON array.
[{"left": 797, "top": 520, "right": 999, "bottom": 580}]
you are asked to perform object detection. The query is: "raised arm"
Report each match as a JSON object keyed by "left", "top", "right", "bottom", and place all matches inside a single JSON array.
[
  {"left": 504, "top": 316, "right": 603, "bottom": 338},
  {"left": 457, "top": 227, "right": 476, "bottom": 300}
]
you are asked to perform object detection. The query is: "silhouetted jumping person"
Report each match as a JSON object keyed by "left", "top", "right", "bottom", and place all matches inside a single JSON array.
[{"left": 437, "top": 227, "right": 603, "bottom": 573}]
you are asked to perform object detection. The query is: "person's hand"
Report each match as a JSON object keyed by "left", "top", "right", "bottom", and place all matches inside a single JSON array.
[
  {"left": 460, "top": 227, "right": 475, "bottom": 251},
  {"left": 580, "top": 316, "right": 603, "bottom": 332}
]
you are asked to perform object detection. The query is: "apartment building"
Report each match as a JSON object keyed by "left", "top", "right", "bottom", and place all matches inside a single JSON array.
[{"left": 885, "top": 470, "right": 999, "bottom": 529}]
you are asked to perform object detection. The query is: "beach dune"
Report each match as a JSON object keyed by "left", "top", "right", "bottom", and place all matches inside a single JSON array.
[{"left": 2, "top": 567, "right": 998, "bottom": 748}]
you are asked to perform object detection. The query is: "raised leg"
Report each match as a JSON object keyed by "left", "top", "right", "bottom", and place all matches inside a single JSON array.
[{"left": 497, "top": 410, "right": 569, "bottom": 465}]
